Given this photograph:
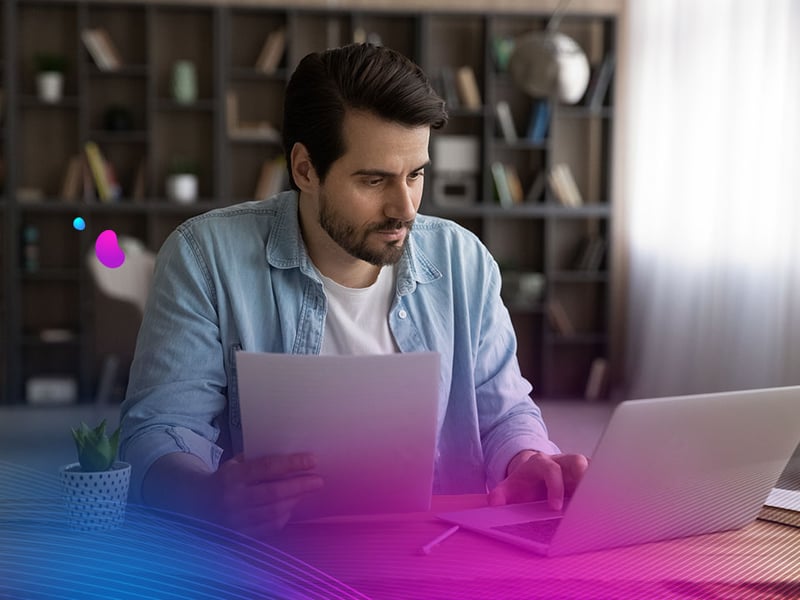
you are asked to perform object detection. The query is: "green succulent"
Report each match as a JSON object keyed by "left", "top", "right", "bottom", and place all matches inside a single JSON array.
[
  {"left": 34, "top": 52, "right": 68, "bottom": 74},
  {"left": 71, "top": 420, "right": 121, "bottom": 472}
]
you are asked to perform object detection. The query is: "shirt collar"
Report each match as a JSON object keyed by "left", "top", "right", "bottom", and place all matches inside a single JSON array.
[{"left": 264, "top": 190, "right": 442, "bottom": 294}]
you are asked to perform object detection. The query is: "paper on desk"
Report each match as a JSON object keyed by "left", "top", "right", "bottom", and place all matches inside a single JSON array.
[
  {"left": 235, "top": 351, "right": 440, "bottom": 522},
  {"left": 765, "top": 487, "right": 800, "bottom": 512}
]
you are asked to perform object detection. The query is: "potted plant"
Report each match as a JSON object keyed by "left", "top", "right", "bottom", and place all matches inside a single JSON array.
[
  {"left": 59, "top": 420, "right": 131, "bottom": 532},
  {"left": 34, "top": 52, "right": 67, "bottom": 103},
  {"left": 165, "top": 156, "right": 199, "bottom": 204}
]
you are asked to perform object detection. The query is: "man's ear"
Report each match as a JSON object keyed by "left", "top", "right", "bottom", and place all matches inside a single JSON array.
[{"left": 290, "top": 142, "right": 318, "bottom": 192}]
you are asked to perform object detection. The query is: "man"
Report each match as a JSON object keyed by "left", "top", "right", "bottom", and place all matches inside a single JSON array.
[{"left": 120, "top": 43, "right": 587, "bottom": 537}]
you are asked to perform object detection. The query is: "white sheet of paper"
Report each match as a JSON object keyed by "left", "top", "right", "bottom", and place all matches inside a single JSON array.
[
  {"left": 236, "top": 351, "right": 440, "bottom": 521},
  {"left": 765, "top": 487, "right": 800, "bottom": 511}
]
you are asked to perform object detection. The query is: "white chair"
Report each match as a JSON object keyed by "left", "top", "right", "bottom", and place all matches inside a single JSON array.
[
  {"left": 86, "top": 236, "right": 155, "bottom": 316},
  {"left": 86, "top": 236, "right": 156, "bottom": 404}
]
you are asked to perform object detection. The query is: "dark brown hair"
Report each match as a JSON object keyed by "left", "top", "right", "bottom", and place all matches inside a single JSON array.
[{"left": 282, "top": 43, "right": 448, "bottom": 190}]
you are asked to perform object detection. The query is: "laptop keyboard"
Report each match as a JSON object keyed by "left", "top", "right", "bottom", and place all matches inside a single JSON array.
[{"left": 491, "top": 518, "right": 562, "bottom": 544}]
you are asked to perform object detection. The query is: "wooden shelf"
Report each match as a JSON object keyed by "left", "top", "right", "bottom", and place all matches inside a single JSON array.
[{"left": 0, "top": 0, "right": 618, "bottom": 404}]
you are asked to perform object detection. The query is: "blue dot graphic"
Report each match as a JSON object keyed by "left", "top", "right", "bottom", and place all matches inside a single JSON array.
[{"left": 73, "top": 217, "right": 86, "bottom": 231}]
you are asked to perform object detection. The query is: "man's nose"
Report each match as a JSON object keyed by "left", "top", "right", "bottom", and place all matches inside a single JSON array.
[{"left": 385, "top": 181, "right": 418, "bottom": 222}]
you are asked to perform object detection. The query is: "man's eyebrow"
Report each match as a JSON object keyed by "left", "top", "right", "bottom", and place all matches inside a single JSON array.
[{"left": 351, "top": 161, "right": 431, "bottom": 178}]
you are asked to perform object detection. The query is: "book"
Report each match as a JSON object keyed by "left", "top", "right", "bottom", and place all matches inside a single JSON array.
[
  {"left": 81, "top": 28, "right": 121, "bottom": 71},
  {"left": 255, "top": 28, "right": 286, "bottom": 74},
  {"left": 525, "top": 170, "right": 547, "bottom": 204},
  {"left": 439, "top": 66, "right": 461, "bottom": 110},
  {"left": 59, "top": 155, "right": 83, "bottom": 202},
  {"left": 94, "top": 28, "right": 123, "bottom": 69},
  {"left": 491, "top": 162, "right": 513, "bottom": 208},
  {"left": 81, "top": 29, "right": 111, "bottom": 71},
  {"left": 504, "top": 164, "right": 524, "bottom": 204},
  {"left": 526, "top": 99, "right": 551, "bottom": 143},
  {"left": 84, "top": 141, "right": 112, "bottom": 202},
  {"left": 16, "top": 188, "right": 44, "bottom": 203},
  {"left": 230, "top": 122, "right": 281, "bottom": 142},
  {"left": 558, "top": 164, "right": 583, "bottom": 206},
  {"left": 549, "top": 163, "right": 583, "bottom": 207},
  {"left": 104, "top": 160, "right": 122, "bottom": 200},
  {"left": 759, "top": 505, "right": 800, "bottom": 528},
  {"left": 546, "top": 299, "right": 575, "bottom": 335},
  {"left": 495, "top": 101, "right": 518, "bottom": 143},
  {"left": 455, "top": 66, "right": 481, "bottom": 110},
  {"left": 586, "top": 53, "right": 615, "bottom": 110},
  {"left": 759, "top": 488, "right": 800, "bottom": 528},
  {"left": 131, "top": 158, "right": 147, "bottom": 202},
  {"left": 82, "top": 157, "right": 95, "bottom": 202},
  {"left": 226, "top": 90, "right": 281, "bottom": 142},
  {"left": 547, "top": 166, "right": 570, "bottom": 207},
  {"left": 226, "top": 91, "right": 240, "bottom": 134},
  {"left": 584, "top": 357, "right": 608, "bottom": 401},
  {"left": 584, "top": 237, "right": 607, "bottom": 271},
  {"left": 573, "top": 235, "right": 606, "bottom": 271}
]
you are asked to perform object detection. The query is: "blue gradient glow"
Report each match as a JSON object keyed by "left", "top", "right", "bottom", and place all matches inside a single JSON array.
[{"left": 0, "top": 462, "right": 367, "bottom": 599}]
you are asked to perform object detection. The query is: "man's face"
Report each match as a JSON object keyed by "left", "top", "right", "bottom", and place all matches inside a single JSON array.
[{"left": 313, "top": 110, "right": 431, "bottom": 266}]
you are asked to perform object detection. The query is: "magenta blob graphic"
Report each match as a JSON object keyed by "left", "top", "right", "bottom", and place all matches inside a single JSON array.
[{"left": 95, "top": 229, "right": 126, "bottom": 269}]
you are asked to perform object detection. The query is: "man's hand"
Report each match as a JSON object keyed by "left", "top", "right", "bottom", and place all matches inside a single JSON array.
[
  {"left": 211, "top": 453, "right": 324, "bottom": 536},
  {"left": 487, "top": 450, "right": 589, "bottom": 511},
  {"left": 144, "top": 452, "right": 323, "bottom": 538}
]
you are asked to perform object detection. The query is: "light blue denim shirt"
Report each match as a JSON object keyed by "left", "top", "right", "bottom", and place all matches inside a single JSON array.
[{"left": 120, "top": 191, "right": 559, "bottom": 502}]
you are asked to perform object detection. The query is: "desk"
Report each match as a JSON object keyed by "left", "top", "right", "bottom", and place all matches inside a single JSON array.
[
  {"left": 2, "top": 463, "right": 798, "bottom": 600},
  {"left": 270, "top": 495, "right": 800, "bottom": 600}
]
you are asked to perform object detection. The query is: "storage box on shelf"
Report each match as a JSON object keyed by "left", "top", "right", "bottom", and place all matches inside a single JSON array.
[{"left": 0, "top": 1, "right": 617, "bottom": 405}]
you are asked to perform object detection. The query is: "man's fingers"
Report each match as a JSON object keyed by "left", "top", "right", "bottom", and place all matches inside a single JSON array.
[
  {"left": 553, "top": 453, "right": 590, "bottom": 495},
  {"left": 248, "top": 474, "right": 324, "bottom": 506},
  {"left": 222, "top": 473, "right": 323, "bottom": 511},
  {"left": 222, "top": 474, "right": 324, "bottom": 533},
  {"left": 487, "top": 486, "right": 507, "bottom": 506},
  {"left": 530, "top": 455, "right": 564, "bottom": 511}
]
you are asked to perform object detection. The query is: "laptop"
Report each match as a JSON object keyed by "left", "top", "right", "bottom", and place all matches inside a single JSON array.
[
  {"left": 438, "top": 386, "right": 800, "bottom": 556},
  {"left": 236, "top": 351, "right": 440, "bottom": 522}
]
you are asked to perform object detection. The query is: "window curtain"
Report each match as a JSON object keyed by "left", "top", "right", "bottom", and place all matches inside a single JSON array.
[{"left": 622, "top": 0, "right": 800, "bottom": 398}]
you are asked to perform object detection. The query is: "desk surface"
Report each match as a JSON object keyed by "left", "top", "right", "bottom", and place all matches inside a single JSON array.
[
  {"left": 2, "top": 463, "right": 798, "bottom": 600},
  {"left": 269, "top": 495, "right": 800, "bottom": 600}
]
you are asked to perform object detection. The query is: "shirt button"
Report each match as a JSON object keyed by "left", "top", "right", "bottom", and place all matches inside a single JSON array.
[{"left": 398, "top": 309, "right": 407, "bottom": 319}]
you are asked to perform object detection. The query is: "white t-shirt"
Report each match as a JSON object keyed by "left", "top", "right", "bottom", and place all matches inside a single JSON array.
[{"left": 319, "top": 265, "right": 399, "bottom": 355}]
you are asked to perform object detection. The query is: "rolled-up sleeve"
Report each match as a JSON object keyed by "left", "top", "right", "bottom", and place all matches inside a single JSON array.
[
  {"left": 120, "top": 228, "right": 226, "bottom": 503},
  {"left": 476, "top": 257, "right": 560, "bottom": 490}
]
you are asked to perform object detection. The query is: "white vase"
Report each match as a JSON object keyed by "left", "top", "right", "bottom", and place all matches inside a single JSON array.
[
  {"left": 37, "top": 72, "right": 64, "bottom": 103},
  {"left": 171, "top": 60, "right": 198, "bottom": 104},
  {"left": 166, "top": 173, "right": 198, "bottom": 204},
  {"left": 59, "top": 461, "right": 131, "bottom": 531}
]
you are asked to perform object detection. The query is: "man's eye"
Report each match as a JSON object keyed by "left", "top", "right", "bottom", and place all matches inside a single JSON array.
[
  {"left": 409, "top": 171, "right": 424, "bottom": 180},
  {"left": 367, "top": 178, "right": 383, "bottom": 186}
]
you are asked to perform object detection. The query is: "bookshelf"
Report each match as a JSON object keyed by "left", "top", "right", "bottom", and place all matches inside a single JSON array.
[{"left": 0, "top": 0, "right": 619, "bottom": 405}]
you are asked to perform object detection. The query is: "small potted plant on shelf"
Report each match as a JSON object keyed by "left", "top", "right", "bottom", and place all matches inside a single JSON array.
[
  {"left": 165, "top": 156, "right": 199, "bottom": 204},
  {"left": 34, "top": 52, "right": 67, "bottom": 104},
  {"left": 60, "top": 420, "right": 131, "bottom": 532}
]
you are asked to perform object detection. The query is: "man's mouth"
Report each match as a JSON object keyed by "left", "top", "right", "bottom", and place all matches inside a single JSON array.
[{"left": 374, "top": 228, "right": 406, "bottom": 241}]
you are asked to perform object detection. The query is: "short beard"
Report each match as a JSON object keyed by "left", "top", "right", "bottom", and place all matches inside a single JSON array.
[{"left": 319, "top": 205, "right": 414, "bottom": 266}]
